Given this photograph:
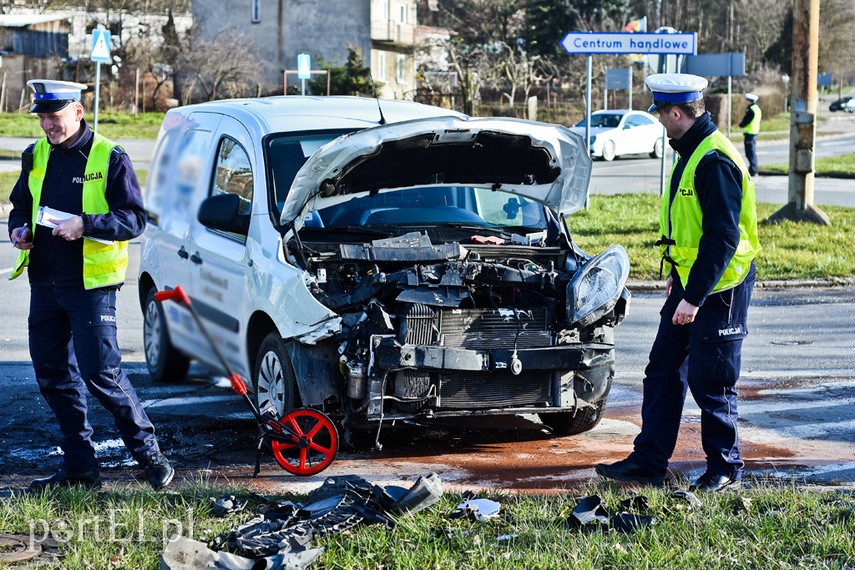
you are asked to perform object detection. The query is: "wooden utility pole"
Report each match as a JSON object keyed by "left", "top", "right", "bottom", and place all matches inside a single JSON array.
[{"left": 769, "top": 0, "right": 829, "bottom": 225}]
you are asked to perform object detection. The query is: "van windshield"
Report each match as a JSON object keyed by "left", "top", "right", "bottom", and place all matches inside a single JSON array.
[
  {"left": 310, "top": 186, "right": 548, "bottom": 230},
  {"left": 265, "top": 130, "right": 355, "bottom": 218}
]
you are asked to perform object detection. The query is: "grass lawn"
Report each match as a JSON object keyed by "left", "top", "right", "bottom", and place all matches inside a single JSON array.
[
  {"left": 571, "top": 193, "right": 854, "bottom": 281},
  {"left": 1, "top": 481, "right": 852, "bottom": 569},
  {"left": 727, "top": 113, "right": 842, "bottom": 143},
  {"left": 762, "top": 151, "right": 855, "bottom": 177},
  {"left": 0, "top": 111, "right": 164, "bottom": 140}
]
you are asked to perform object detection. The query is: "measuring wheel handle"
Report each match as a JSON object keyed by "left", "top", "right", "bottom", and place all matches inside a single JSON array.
[{"left": 154, "top": 286, "right": 191, "bottom": 307}]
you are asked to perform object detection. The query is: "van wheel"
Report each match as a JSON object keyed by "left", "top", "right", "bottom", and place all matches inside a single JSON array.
[
  {"left": 539, "top": 399, "right": 607, "bottom": 436},
  {"left": 650, "top": 137, "right": 664, "bottom": 158},
  {"left": 143, "top": 288, "right": 190, "bottom": 383},
  {"left": 253, "top": 333, "right": 300, "bottom": 418}
]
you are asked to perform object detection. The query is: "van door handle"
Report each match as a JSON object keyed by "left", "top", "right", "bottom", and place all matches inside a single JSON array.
[
  {"left": 190, "top": 252, "right": 203, "bottom": 264},
  {"left": 177, "top": 246, "right": 189, "bottom": 259}
]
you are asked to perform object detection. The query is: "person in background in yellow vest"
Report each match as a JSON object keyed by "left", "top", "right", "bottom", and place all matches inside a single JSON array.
[
  {"left": 739, "top": 93, "right": 761, "bottom": 176},
  {"left": 7, "top": 80, "right": 173, "bottom": 492},
  {"left": 596, "top": 73, "right": 761, "bottom": 492}
]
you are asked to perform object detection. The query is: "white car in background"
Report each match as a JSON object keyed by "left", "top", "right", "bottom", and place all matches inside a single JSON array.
[{"left": 571, "top": 110, "right": 665, "bottom": 161}]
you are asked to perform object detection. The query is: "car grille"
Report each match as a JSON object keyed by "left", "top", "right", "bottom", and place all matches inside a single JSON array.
[
  {"left": 399, "top": 306, "right": 553, "bottom": 410},
  {"left": 439, "top": 308, "right": 551, "bottom": 350},
  {"left": 438, "top": 371, "right": 551, "bottom": 409}
]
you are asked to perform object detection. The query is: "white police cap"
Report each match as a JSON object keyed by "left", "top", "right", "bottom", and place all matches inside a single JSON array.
[
  {"left": 27, "top": 79, "right": 87, "bottom": 114},
  {"left": 745, "top": 93, "right": 759, "bottom": 102},
  {"left": 644, "top": 73, "right": 708, "bottom": 113}
]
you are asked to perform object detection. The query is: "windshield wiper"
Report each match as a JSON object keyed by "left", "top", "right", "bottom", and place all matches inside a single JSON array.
[{"left": 440, "top": 223, "right": 512, "bottom": 236}]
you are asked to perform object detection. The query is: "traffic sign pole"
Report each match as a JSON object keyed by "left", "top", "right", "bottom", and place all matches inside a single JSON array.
[
  {"left": 94, "top": 62, "right": 101, "bottom": 133},
  {"left": 561, "top": 30, "right": 697, "bottom": 198},
  {"left": 89, "top": 29, "right": 112, "bottom": 133},
  {"left": 297, "top": 53, "right": 311, "bottom": 96}
]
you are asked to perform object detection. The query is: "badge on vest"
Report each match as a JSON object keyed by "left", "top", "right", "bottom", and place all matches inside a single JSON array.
[
  {"left": 679, "top": 187, "right": 694, "bottom": 197},
  {"left": 72, "top": 172, "right": 104, "bottom": 184}
]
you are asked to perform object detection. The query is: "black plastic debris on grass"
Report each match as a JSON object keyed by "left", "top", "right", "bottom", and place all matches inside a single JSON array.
[
  {"left": 162, "top": 474, "right": 443, "bottom": 570},
  {"left": 568, "top": 495, "right": 609, "bottom": 528},
  {"left": 211, "top": 494, "right": 249, "bottom": 517},
  {"left": 610, "top": 512, "right": 655, "bottom": 534},
  {"left": 619, "top": 494, "right": 650, "bottom": 512},
  {"left": 567, "top": 494, "right": 655, "bottom": 534},
  {"left": 161, "top": 535, "right": 324, "bottom": 570}
]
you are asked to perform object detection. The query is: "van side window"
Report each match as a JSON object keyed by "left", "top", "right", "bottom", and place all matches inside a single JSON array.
[
  {"left": 144, "top": 130, "right": 174, "bottom": 223},
  {"left": 212, "top": 137, "right": 253, "bottom": 223}
]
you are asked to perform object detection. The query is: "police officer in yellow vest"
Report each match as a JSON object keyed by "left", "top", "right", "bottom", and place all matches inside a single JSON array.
[
  {"left": 596, "top": 74, "right": 761, "bottom": 492},
  {"left": 739, "top": 93, "right": 761, "bottom": 176},
  {"left": 8, "top": 80, "right": 173, "bottom": 491}
]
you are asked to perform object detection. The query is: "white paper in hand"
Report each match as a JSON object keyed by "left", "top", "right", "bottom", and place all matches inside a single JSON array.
[{"left": 37, "top": 206, "right": 114, "bottom": 245}]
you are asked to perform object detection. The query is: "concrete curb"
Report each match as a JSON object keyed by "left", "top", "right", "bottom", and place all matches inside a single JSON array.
[{"left": 627, "top": 276, "right": 855, "bottom": 293}]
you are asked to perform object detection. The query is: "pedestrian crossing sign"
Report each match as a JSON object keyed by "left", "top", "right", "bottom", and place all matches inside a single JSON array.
[
  {"left": 91, "top": 29, "right": 112, "bottom": 63},
  {"left": 297, "top": 53, "right": 311, "bottom": 80}
]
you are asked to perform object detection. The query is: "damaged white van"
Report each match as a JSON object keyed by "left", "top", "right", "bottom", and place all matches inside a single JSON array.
[{"left": 139, "top": 96, "right": 630, "bottom": 444}]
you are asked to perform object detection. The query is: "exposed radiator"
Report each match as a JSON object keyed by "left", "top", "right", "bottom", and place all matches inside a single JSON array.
[
  {"left": 439, "top": 308, "right": 551, "bottom": 350},
  {"left": 395, "top": 304, "right": 436, "bottom": 408}
]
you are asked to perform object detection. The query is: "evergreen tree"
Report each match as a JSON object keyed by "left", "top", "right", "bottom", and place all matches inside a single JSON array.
[{"left": 310, "top": 47, "right": 381, "bottom": 97}]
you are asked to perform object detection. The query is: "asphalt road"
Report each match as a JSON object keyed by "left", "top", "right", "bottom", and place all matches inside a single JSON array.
[
  {"left": 1, "top": 238, "right": 854, "bottom": 492},
  {"left": 1, "top": 110, "right": 853, "bottom": 491},
  {"left": 587, "top": 128, "right": 855, "bottom": 207}
]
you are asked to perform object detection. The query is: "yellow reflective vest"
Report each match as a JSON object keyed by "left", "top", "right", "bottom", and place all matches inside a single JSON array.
[
  {"left": 659, "top": 130, "right": 761, "bottom": 293},
  {"left": 743, "top": 103, "right": 761, "bottom": 135},
  {"left": 10, "top": 133, "right": 129, "bottom": 289}
]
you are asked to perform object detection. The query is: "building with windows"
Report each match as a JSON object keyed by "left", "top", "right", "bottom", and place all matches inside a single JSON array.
[
  {"left": 0, "top": 14, "right": 71, "bottom": 112},
  {"left": 191, "top": 0, "right": 418, "bottom": 100}
]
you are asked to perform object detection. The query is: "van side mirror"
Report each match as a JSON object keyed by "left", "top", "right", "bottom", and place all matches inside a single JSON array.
[{"left": 197, "top": 193, "right": 250, "bottom": 235}]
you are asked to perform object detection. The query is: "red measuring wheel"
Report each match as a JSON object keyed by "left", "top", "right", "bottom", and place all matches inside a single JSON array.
[{"left": 269, "top": 408, "right": 339, "bottom": 476}]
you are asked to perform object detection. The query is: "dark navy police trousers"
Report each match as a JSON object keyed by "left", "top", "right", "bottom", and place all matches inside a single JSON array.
[
  {"left": 629, "top": 263, "right": 756, "bottom": 479},
  {"left": 744, "top": 134, "right": 758, "bottom": 176},
  {"left": 29, "top": 285, "right": 159, "bottom": 473}
]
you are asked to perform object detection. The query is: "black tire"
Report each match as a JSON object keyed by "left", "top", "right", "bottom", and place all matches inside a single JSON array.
[
  {"left": 650, "top": 137, "right": 664, "bottom": 159},
  {"left": 539, "top": 399, "right": 607, "bottom": 436},
  {"left": 253, "top": 332, "right": 301, "bottom": 418},
  {"left": 143, "top": 288, "right": 190, "bottom": 383}
]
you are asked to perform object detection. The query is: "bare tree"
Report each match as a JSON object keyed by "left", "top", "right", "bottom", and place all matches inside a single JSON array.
[
  {"left": 734, "top": 0, "right": 787, "bottom": 73},
  {"left": 179, "top": 26, "right": 266, "bottom": 103},
  {"left": 818, "top": 0, "right": 855, "bottom": 85},
  {"left": 481, "top": 41, "right": 557, "bottom": 114},
  {"left": 445, "top": 36, "right": 486, "bottom": 115}
]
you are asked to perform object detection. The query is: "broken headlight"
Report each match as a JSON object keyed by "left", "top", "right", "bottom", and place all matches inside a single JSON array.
[{"left": 566, "top": 245, "right": 630, "bottom": 326}]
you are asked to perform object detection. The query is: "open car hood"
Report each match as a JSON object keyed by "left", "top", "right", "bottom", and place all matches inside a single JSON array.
[{"left": 280, "top": 116, "right": 592, "bottom": 231}]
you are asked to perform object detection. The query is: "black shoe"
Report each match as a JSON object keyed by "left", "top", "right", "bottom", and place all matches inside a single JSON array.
[
  {"left": 142, "top": 453, "right": 174, "bottom": 490},
  {"left": 689, "top": 471, "right": 741, "bottom": 492},
  {"left": 29, "top": 468, "right": 101, "bottom": 492},
  {"left": 595, "top": 458, "right": 667, "bottom": 486}
]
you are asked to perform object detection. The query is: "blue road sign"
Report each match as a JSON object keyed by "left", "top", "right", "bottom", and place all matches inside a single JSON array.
[
  {"left": 297, "top": 53, "right": 311, "bottom": 80},
  {"left": 90, "top": 29, "right": 112, "bottom": 63}
]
